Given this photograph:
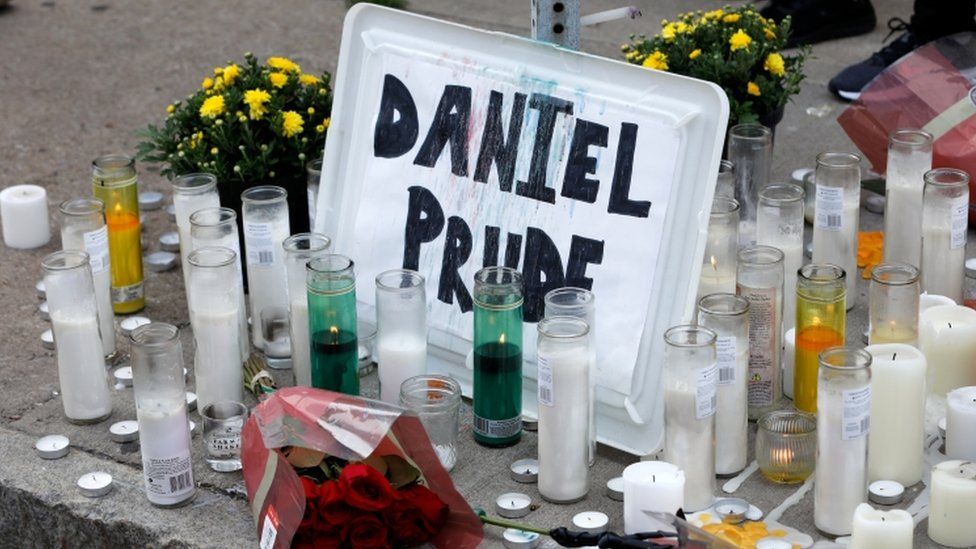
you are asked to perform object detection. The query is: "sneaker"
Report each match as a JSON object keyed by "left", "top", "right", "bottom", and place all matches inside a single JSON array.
[
  {"left": 760, "top": 0, "right": 876, "bottom": 48},
  {"left": 828, "top": 19, "right": 918, "bottom": 102}
]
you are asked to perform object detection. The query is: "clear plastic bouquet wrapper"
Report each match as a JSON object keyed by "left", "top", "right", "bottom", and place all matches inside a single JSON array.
[
  {"left": 241, "top": 387, "right": 483, "bottom": 548},
  {"left": 838, "top": 32, "right": 976, "bottom": 221}
]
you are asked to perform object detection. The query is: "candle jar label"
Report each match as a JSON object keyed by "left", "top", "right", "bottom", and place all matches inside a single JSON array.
[
  {"left": 843, "top": 386, "right": 871, "bottom": 440},
  {"left": 815, "top": 186, "right": 845, "bottom": 231},
  {"left": 951, "top": 199, "right": 968, "bottom": 250},
  {"left": 83, "top": 226, "right": 110, "bottom": 274},
  {"left": 144, "top": 453, "right": 194, "bottom": 497},
  {"left": 696, "top": 364, "right": 718, "bottom": 420},
  {"left": 740, "top": 285, "right": 778, "bottom": 407},
  {"left": 207, "top": 433, "right": 242, "bottom": 456},
  {"left": 537, "top": 355, "right": 554, "bottom": 407},
  {"left": 474, "top": 416, "right": 521, "bottom": 439},
  {"left": 244, "top": 222, "right": 277, "bottom": 266},
  {"left": 716, "top": 336, "right": 737, "bottom": 385}
]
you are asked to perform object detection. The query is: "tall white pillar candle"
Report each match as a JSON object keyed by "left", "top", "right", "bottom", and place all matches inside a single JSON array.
[
  {"left": 919, "top": 305, "right": 976, "bottom": 398},
  {"left": 921, "top": 168, "right": 969, "bottom": 303},
  {"left": 919, "top": 293, "right": 955, "bottom": 317},
  {"left": 812, "top": 153, "right": 861, "bottom": 309},
  {"left": 849, "top": 503, "right": 913, "bottom": 549},
  {"left": 241, "top": 186, "right": 290, "bottom": 350},
  {"left": 928, "top": 460, "right": 976, "bottom": 547},
  {"left": 622, "top": 461, "right": 685, "bottom": 535},
  {"left": 865, "top": 344, "right": 926, "bottom": 485},
  {"left": 883, "top": 129, "right": 932, "bottom": 267},
  {"left": 171, "top": 174, "right": 220, "bottom": 295},
  {"left": 946, "top": 386, "right": 976, "bottom": 460},
  {"left": 1, "top": 184, "right": 51, "bottom": 249}
]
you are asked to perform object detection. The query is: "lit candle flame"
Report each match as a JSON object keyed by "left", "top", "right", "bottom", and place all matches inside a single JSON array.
[
  {"left": 710, "top": 255, "right": 718, "bottom": 272},
  {"left": 770, "top": 447, "right": 794, "bottom": 466},
  {"left": 499, "top": 333, "right": 505, "bottom": 345},
  {"left": 330, "top": 326, "right": 338, "bottom": 335}
]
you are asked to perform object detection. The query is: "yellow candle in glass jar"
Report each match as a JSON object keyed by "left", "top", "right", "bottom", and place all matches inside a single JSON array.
[
  {"left": 92, "top": 155, "right": 144, "bottom": 313},
  {"left": 794, "top": 264, "right": 846, "bottom": 413}
]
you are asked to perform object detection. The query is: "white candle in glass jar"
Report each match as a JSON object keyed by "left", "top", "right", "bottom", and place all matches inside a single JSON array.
[
  {"left": 714, "top": 335, "right": 749, "bottom": 475},
  {"left": 290, "top": 298, "right": 311, "bottom": 386},
  {"left": 928, "top": 460, "right": 976, "bottom": 547},
  {"left": 946, "top": 386, "right": 976, "bottom": 460},
  {"left": 919, "top": 305, "right": 976, "bottom": 398},
  {"left": 0, "top": 184, "right": 51, "bottom": 249},
  {"left": 865, "top": 344, "right": 926, "bottom": 485},
  {"left": 52, "top": 312, "right": 112, "bottom": 421},
  {"left": 883, "top": 135, "right": 931, "bottom": 267},
  {"left": 665, "top": 386, "right": 715, "bottom": 511},
  {"left": 849, "top": 503, "right": 913, "bottom": 549},
  {"left": 622, "top": 461, "right": 685, "bottom": 534},
  {"left": 698, "top": 271, "right": 735, "bottom": 298},
  {"left": 377, "top": 336, "right": 427, "bottom": 404},
  {"left": 783, "top": 328, "right": 796, "bottom": 399},
  {"left": 61, "top": 226, "right": 115, "bottom": 357},
  {"left": 136, "top": 398, "right": 194, "bottom": 507},
  {"left": 190, "top": 301, "right": 243, "bottom": 412},
  {"left": 537, "top": 347, "right": 590, "bottom": 503},
  {"left": 813, "top": 200, "right": 859, "bottom": 309},
  {"left": 242, "top": 190, "right": 291, "bottom": 351},
  {"left": 173, "top": 186, "right": 220, "bottom": 292},
  {"left": 921, "top": 227, "right": 966, "bottom": 303}
]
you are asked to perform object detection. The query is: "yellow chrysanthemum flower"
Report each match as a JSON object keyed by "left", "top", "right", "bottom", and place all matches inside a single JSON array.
[
  {"left": 223, "top": 64, "right": 240, "bottom": 86},
  {"left": 764, "top": 53, "right": 786, "bottom": 76},
  {"left": 689, "top": 49, "right": 702, "bottom": 60},
  {"left": 213, "top": 67, "right": 224, "bottom": 75},
  {"left": 722, "top": 13, "right": 741, "bottom": 23},
  {"left": 642, "top": 51, "right": 669, "bottom": 71},
  {"left": 269, "top": 72, "right": 288, "bottom": 88},
  {"left": 213, "top": 76, "right": 225, "bottom": 91},
  {"left": 747, "top": 82, "right": 761, "bottom": 96},
  {"left": 199, "top": 95, "right": 225, "bottom": 119},
  {"left": 299, "top": 73, "right": 321, "bottom": 86},
  {"left": 322, "top": 117, "right": 330, "bottom": 129},
  {"left": 765, "top": 27, "right": 776, "bottom": 40},
  {"left": 661, "top": 23, "right": 676, "bottom": 41},
  {"left": 201, "top": 77, "right": 214, "bottom": 90},
  {"left": 267, "top": 56, "right": 301, "bottom": 73},
  {"left": 281, "top": 111, "right": 304, "bottom": 137},
  {"left": 705, "top": 9, "right": 723, "bottom": 20},
  {"left": 675, "top": 22, "right": 690, "bottom": 33},
  {"left": 244, "top": 88, "right": 271, "bottom": 120},
  {"left": 166, "top": 104, "right": 175, "bottom": 114},
  {"left": 730, "top": 29, "right": 752, "bottom": 51}
]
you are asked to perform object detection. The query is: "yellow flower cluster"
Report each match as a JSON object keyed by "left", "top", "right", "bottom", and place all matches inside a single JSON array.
[
  {"left": 244, "top": 88, "right": 271, "bottom": 120},
  {"left": 747, "top": 82, "right": 761, "bottom": 96},
  {"left": 281, "top": 110, "right": 304, "bottom": 137},
  {"left": 764, "top": 52, "right": 786, "bottom": 76},
  {"left": 199, "top": 95, "right": 225, "bottom": 119},
  {"left": 729, "top": 29, "right": 752, "bottom": 51},
  {"left": 269, "top": 72, "right": 289, "bottom": 88},
  {"left": 268, "top": 56, "right": 301, "bottom": 73},
  {"left": 642, "top": 51, "right": 669, "bottom": 71}
]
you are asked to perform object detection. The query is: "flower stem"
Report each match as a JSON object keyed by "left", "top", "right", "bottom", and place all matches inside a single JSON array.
[{"left": 474, "top": 509, "right": 550, "bottom": 535}]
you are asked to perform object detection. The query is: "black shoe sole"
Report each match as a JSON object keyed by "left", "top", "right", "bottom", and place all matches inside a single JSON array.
[{"left": 786, "top": 15, "right": 877, "bottom": 48}]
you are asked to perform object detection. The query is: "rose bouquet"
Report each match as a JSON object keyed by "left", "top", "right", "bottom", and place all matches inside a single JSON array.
[{"left": 621, "top": 5, "right": 807, "bottom": 126}]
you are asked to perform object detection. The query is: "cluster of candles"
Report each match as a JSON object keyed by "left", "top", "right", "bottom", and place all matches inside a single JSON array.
[{"left": 672, "top": 125, "right": 976, "bottom": 545}]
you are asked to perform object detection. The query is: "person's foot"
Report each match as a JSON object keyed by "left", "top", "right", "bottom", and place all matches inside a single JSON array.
[
  {"left": 828, "top": 21, "right": 918, "bottom": 102},
  {"left": 760, "top": 0, "right": 876, "bottom": 48}
]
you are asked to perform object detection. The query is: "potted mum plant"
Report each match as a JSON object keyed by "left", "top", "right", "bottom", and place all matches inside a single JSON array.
[
  {"left": 622, "top": 6, "right": 807, "bottom": 129},
  {"left": 137, "top": 53, "right": 333, "bottom": 234}
]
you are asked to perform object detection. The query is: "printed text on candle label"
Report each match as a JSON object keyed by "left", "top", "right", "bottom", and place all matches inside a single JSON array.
[
  {"left": 716, "top": 336, "right": 737, "bottom": 385},
  {"left": 696, "top": 364, "right": 718, "bottom": 420},
  {"left": 951, "top": 199, "right": 968, "bottom": 250},
  {"left": 244, "top": 222, "right": 277, "bottom": 266},
  {"left": 843, "top": 386, "right": 871, "bottom": 440},
  {"left": 815, "top": 186, "right": 845, "bottom": 232},
  {"left": 83, "top": 226, "right": 110, "bottom": 274},
  {"left": 144, "top": 453, "right": 193, "bottom": 497},
  {"left": 739, "top": 284, "right": 779, "bottom": 406},
  {"left": 537, "top": 355, "right": 554, "bottom": 407}
]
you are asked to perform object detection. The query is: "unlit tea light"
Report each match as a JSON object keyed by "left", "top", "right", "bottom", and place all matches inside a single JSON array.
[
  {"left": 509, "top": 458, "right": 538, "bottom": 483},
  {"left": 502, "top": 529, "right": 540, "bottom": 549},
  {"left": 868, "top": 480, "right": 905, "bottom": 505},
  {"left": 38, "top": 301, "right": 49, "bottom": 321},
  {"left": 186, "top": 392, "right": 197, "bottom": 412},
  {"left": 114, "top": 366, "right": 133, "bottom": 387},
  {"left": 138, "top": 191, "right": 163, "bottom": 211},
  {"left": 159, "top": 231, "right": 180, "bottom": 252},
  {"left": 495, "top": 492, "right": 532, "bottom": 519},
  {"left": 35, "top": 280, "right": 45, "bottom": 299},
  {"left": 606, "top": 476, "right": 624, "bottom": 501},
  {"left": 109, "top": 420, "right": 139, "bottom": 443},
  {"left": 572, "top": 511, "right": 609, "bottom": 535},
  {"left": 521, "top": 416, "right": 538, "bottom": 432},
  {"left": 40, "top": 329, "right": 54, "bottom": 350},
  {"left": 78, "top": 472, "right": 113, "bottom": 498},
  {"left": 145, "top": 251, "right": 178, "bottom": 272},
  {"left": 35, "top": 435, "right": 69, "bottom": 460},
  {"left": 120, "top": 316, "right": 150, "bottom": 335}
]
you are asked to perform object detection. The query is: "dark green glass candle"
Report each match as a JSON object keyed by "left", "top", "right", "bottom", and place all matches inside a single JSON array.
[
  {"left": 473, "top": 266, "right": 523, "bottom": 447},
  {"left": 307, "top": 255, "right": 359, "bottom": 395}
]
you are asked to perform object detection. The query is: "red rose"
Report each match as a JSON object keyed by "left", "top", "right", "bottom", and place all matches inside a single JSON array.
[
  {"left": 299, "top": 477, "right": 321, "bottom": 532},
  {"left": 317, "top": 480, "right": 356, "bottom": 525},
  {"left": 311, "top": 523, "right": 343, "bottom": 549},
  {"left": 399, "top": 484, "right": 449, "bottom": 533},
  {"left": 384, "top": 500, "right": 433, "bottom": 546},
  {"left": 338, "top": 463, "right": 399, "bottom": 512},
  {"left": 342, "top": 514, "right": 390, "bottom": 549}
]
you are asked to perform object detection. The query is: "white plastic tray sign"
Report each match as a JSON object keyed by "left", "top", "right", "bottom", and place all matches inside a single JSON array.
[{"left": 318, "top": 5, "right": 728, "bottom": 455}]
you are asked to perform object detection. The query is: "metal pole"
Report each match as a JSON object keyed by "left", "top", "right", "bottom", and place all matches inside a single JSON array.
[{"left": 531, "top": 0, "right": 580, "bottom": 50}]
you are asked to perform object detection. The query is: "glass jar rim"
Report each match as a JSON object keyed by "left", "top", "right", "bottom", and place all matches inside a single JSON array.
[
  {"left": 308, "top": 254, "right": 354, "bottom": 274},
  {"left": 41, "top": 250, "right": 90, "bottom": 272},
  {"left": 889, "top": 129, "right": 933, "bottom": 148},
  {"left": 307, "top": 158, "right": 323, "bottom": 172},
  {"left": 711, "top": 196, "right": 740, "bottom": 216},
  {"left": 201, "top": 401, "right": 249, "bottom": 420},
  {"left": 798, "top": 263, "right": 846, "bottom": 283},
  {"left": 190, "top": 207, "right": 237, "bottom": 227},
  {"left": 399, "top": 374, "right": 462, "bottom": 410},
  {"left": 283, "top": 232, "right": 332, "bottom": 255},
  {"left": 664, "top": 324, "right": 716, "bottom": 347},
  {"left": 538, "top": 316, "right": 589, "bottom": 339},
  {"left": 816, "top": 151, "right": 861, "bottom": 169},
  {"left": 757, "top": 409, "right": 816, "bottom": 436},
  {"left": 759, "top": 183, "right": 804, "bottom": 204},
  {"left": 819, "top": 346, "right": 872, "bottom": 371},
  {"left": 130, "top": 322, "right": 179, "bottom": 347},
  {"left": 544, "top": 287, "right": 595, "bottom": 309},
  {"left": 59, "top": 198, "right": 105, "bottom": 217},
  {"left": 241, "top": 185, "right": 288, "bottom": 203},
  {"left": 474, "top": 266, "right": 522, "bottom": 286},
  {"left": 187, "top": 246, "right": 237, "bottom": 268},
  {"left": 738, "top": 244, "right": 784, "bottom": 266},
  {"left": 698, "top": 293, "right": 749, "bottom": 316},
  {"left": 92, "top": 154, "right": 135, "bottom": 174},
  {"left": 375, "top": 268, "right": 425, "bottom": 291},
  {"left": 719, "top": 159, "right": 734, "bottom": 174},
  {"left": 870, "top": 262, "right": 920, "bottom": 285},
  {"left": 729, "top": 123, "right": 772, "bottom": 140},
  {"left": 924, "top": 167, "right": 969, "bottom": 188},
  {"left": 172, "top": 172, "right": 217, "bottom": 194}
]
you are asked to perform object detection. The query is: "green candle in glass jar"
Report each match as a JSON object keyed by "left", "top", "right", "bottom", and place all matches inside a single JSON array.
[{"left": 307, "top": 255, "right": 359, "bottom": 395}]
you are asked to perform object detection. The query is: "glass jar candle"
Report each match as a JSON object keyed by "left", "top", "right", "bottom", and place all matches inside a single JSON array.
[
  {"left": 715, "top": 160, "right": 735, "bottom": 200},
  {"left": 92, "top": 154, "right": 144, "bottom": 313},
  {"left": 815, "top": 347, "right": 871, "bottom": 536},
  {"left": 664, "top": 324, "right": 717, "bottom": 512},
  {"left": 921, "top": 168, "right": 970, "bottom": 303},
  {"left": 42, "top": 250, "right": 113, "bottom": 423},
  {"left": 536, "top": 316, "right": 591, "bottom": 503},
  {"left": 884, "top": 129, "right": 933, "bottom": 266},
  {"left": 812, "top": 152, "right": 861, "bottom": 309},
  {"left": 187, "top": 247, "right": 245, "bottom": 412},
  {"left": 283, "top": 233, "right": 331, "bottom": 387},
  {"left": 129, "top": 323, "right": 195, "bottom": 507},
  {"left": 307, "top": 159, "right": 322, "bottom": 226},
  {"left": 698, "top": 197, "right": 740, "bottom": 299},
  {"left": 737, "top": 245, "right": 784, "bottom": 419},
  {"left": 307, "top": 255, "right": 359, "bottom": 395},
  {"left": 698, "top": 294, "right": 750, "bottom": 476},
  {"left": 757, "top": 183, "right": 805, "bottom": 334},
  {"left": 58, "top": 198, "right": 115, "bottom": 358},
  {"left": 756, "top": 410, "right": 816, "bottom": 484},
  {"left": 376, "top": 269, "right": 428, "bottom": 404},
  {"left": 399, "top": 374, "right": 462, "bottom": 472},
  {"left": 189, "top": 207, "right": 249, "bottom": 361},
  {"left": 727, "top": 124, "right": 772, "bottom": 246},
  {"left": 241, "top": 186, "right": 291, "bottom": 350},
  {"left": 795, "top": 264, "right": 847, "bottom": 413},
  {"left": 543, "top": 287, "right": 597, "bottom": 465},
  {"left": 869, "top": 263, "right": 920, "bottom": 345},
  {"left": 171, "top": 173, "right": 220, "bottom": 293},
  {"left": 472, "top": 266, "right": 523, "bottom": 447}
]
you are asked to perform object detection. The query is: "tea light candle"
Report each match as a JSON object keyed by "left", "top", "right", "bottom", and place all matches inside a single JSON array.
[
  {"left": 145, "top": 251, "right": 179, "bottom": 272},
  {"left": 495, "top": 492, "right": 532, "bottom": 519},
  {"left": 865, "top": 344, "right": 926, "bottom": 485},
  {"left": 622, "top": 461, "right": 685, "bottom": 534},
  {"left": 509, "top": 458, "right": 538, "bottom": 483},
  {"left": 850, "top": 503, "right": 913, "bottom": 549},
  {"left": 928, "top": 460, "right": 976, "bottom": 547},
  {"left": 572, "top": 511, "right": 609, "bottom": 535},
  {"left": 0, "top": 184, "right": 51, "bottom": 249},
  {"left": 36, "top": 280, "right": 45, "bottom": 299},
  {"left": 159, "top": 231, "right": 180, "bottom": 252},
  {"left": 606, "top": 476, "right": 624, "bottom": 501},
  {"left": 521, "top": 416, "right": 538, "bottom": 432},
  {"left": 120, "top": 316, "right": 151, "bottom": 335},
  {"left": 502, "top": 529, "right": 540, "bottom": 549},
  {"left": 138, "top": 191, "right": 164, "bottom": 211},
  {"left": 40, "top": 329, "right": 54, "bottom": 350},
  {"left": 114, "top": 366, "right": 133, "bottom": 387},
  {"left": 189, "top": 420, "right": 197, "bottom": 436},
  {"left": 946, "top": 386, "right": 976, "bottom": 459},
  {"left": 109, "top": 420, "right": 139, "bottom": 443},
  {"left": 165, "top": 203, "right": 176, "bottom": 218},
  {"left": 185, "top": 391, "right": 197, "bottom": 412},
  {"left": 78, "top": 472, "right": 113, "bottom": 498},
  {"left": 713, "top": 498, "right": 749, "bottom": 524},
  {"left": 755, "top": 539, "right": 792, "bottom": 549},
  {"left": 37, "top": 301, "right": 49, "bottom": 321},
  {"left": 919, "top": 305, "right": 976, "bottom": 397},
  {"left": 35, "top": 435, "right": 69, "bottom": 460},
  {"left": 966, "top": 258, "right": 976, "bottom": 278},
  {"left": 868, "top": 480, "right": 905, "bottom": 505}
]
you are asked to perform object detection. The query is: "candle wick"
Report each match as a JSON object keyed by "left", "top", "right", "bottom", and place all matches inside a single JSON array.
[
  {"left": 892, "top": 353, "right": 897, "bottom": 360},
  {"left": 652, "top": 475, "right": 656, "bottom": 482},
  {"left": 949, "top": 322, "right": 953, "bottom": 329}
]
